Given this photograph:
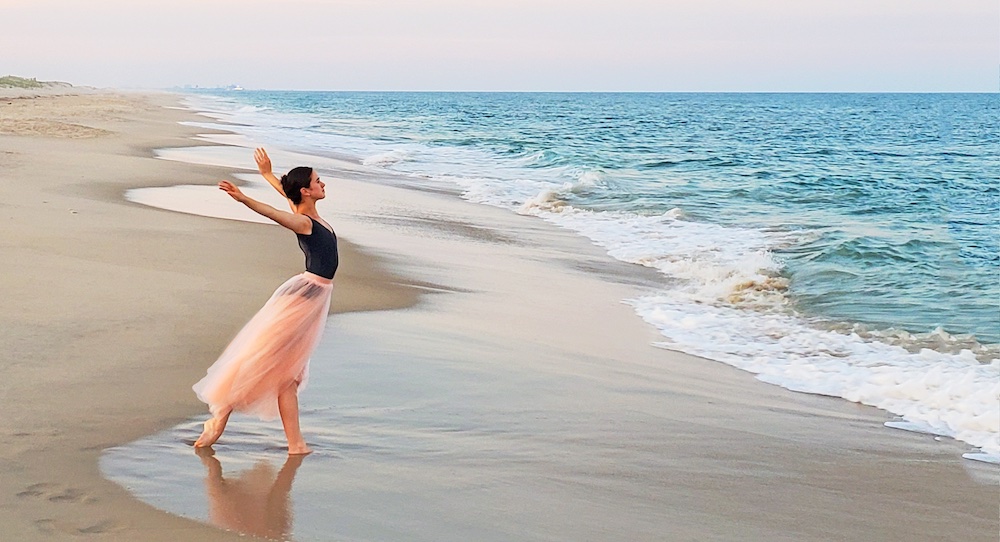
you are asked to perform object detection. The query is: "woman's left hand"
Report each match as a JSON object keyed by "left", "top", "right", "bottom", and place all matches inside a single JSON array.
[{"left": 218, "top": 180, "right": 246, "bottom": 202}]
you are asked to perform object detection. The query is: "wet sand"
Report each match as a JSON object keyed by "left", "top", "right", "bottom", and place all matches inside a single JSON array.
[{"left": 1, "top": 90, "right": 996, "bottom": 541}]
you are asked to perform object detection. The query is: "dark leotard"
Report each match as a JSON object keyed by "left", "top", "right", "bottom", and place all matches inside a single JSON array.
[{"left": 296, "top": 216, "right": 339, "bottom": 279}]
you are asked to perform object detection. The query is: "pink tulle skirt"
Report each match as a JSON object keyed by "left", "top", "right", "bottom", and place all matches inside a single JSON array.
[{"left": 193, "top": 272, "right": 333, "bottom": 421}]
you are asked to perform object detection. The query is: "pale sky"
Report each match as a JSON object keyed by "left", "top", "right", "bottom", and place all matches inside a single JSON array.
[{"left": 2, "top": 0, "right": 997, "bottom": 92}]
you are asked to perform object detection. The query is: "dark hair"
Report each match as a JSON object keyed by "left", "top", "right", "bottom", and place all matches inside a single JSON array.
[{"left": 280, "top": 166, "right": 313, "bottom": 205}]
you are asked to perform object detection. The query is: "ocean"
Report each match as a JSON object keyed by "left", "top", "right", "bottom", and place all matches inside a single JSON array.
[{"left": 170, "top": 90, "right": 998, "bottom": 460}]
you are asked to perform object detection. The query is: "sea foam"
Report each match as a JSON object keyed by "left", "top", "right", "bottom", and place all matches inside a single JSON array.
[
  {"left": 629, "top": 296, "right": 1000, "bottom": 459},
  {"left": 480, "top": 184, "right": 1000, "bottom": 460},
  {"left": 362, "top": 150, "right": 411, "bottom": 167}
]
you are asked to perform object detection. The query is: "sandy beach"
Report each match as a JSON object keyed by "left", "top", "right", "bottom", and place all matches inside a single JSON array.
[{"left": 1, "top": 90, "right": 997, "bottom": 541}]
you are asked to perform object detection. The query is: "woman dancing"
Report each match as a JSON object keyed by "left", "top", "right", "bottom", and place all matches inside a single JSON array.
[{"left": 193, "top": 148, "right": 338, "bottom": 455}]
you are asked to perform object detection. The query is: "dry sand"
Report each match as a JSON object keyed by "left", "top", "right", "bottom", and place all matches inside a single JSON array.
[{"left": 0, "top": 91, "right": 996, "bottom": 541}]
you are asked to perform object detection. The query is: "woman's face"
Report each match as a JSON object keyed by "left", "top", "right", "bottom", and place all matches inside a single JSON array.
[{"left": 306, "top": 171, "right": 326, "bottom": 200}]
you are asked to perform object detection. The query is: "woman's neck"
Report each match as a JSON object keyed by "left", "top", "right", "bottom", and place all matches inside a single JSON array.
[{"left": 296, "top": 201, "right": 319, "bottom": 216}]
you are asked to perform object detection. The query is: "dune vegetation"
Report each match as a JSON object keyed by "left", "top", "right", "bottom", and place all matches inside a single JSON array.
[{"left": 0, "top": 76, "right": 57, "bottom": 88}]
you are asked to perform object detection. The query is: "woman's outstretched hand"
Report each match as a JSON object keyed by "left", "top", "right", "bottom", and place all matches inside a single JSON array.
[
  {"left": 254, "top": 148, "right": 273, "bottom": 176},
  {"left": 218, "top": 180, "right": 246, "bottom": 202},
  {"left": 254, "top": 147, "right": 293, "bottom": 209}
]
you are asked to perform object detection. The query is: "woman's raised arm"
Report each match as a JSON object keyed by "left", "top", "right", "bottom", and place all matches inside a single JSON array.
[
  {"left": 219, "top": 180, "right": 311, "bottom": 234},
  {"left": 254, "top": 148, "right": 297, "bottom": 212}
]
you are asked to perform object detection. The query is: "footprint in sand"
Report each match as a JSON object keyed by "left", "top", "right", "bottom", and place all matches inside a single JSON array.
[
  {"left": 76, "top": 519, "right": 122, "bottom": 534},
  {"left": 49, "top": 488, "right": 90, "bottom": 503},
  {"left": 18, "top": 483, "right": 96, "bottom": 504},
  {"left": 35, "top": 518, "right": 123, "bottom": 536},
  {"left": 17, "top": 483, "right": 55, "bottom": 498},
  {"left": 22, "top": 483, "right": 119, "bottom": 535}
]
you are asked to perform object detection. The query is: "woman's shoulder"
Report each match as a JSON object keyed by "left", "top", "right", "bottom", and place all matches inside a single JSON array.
[
  {"left": 297, "top": 214, "right": 335, "bottom": 236},
  {"left": 288, "top": 213, "right": 314, "bottom": 235}
]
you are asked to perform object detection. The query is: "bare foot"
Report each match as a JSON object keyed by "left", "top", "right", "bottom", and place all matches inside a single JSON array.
[{"left": 194, "top": 418, "right": 223, "bottom": 448}]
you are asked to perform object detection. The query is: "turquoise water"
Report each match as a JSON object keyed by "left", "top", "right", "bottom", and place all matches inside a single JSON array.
[{"left": 188, "top": 91, "right": 999, "bottom": 344}]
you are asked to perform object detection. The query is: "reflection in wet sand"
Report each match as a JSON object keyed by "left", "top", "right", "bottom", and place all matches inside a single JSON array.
[{"left": 196, "top": 448, "right": 304, "bottom": 540}]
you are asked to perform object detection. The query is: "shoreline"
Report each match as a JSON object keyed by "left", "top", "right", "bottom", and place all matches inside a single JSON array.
[{"left": 2, "top": 91, "right": 996, "bottom": 541}]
